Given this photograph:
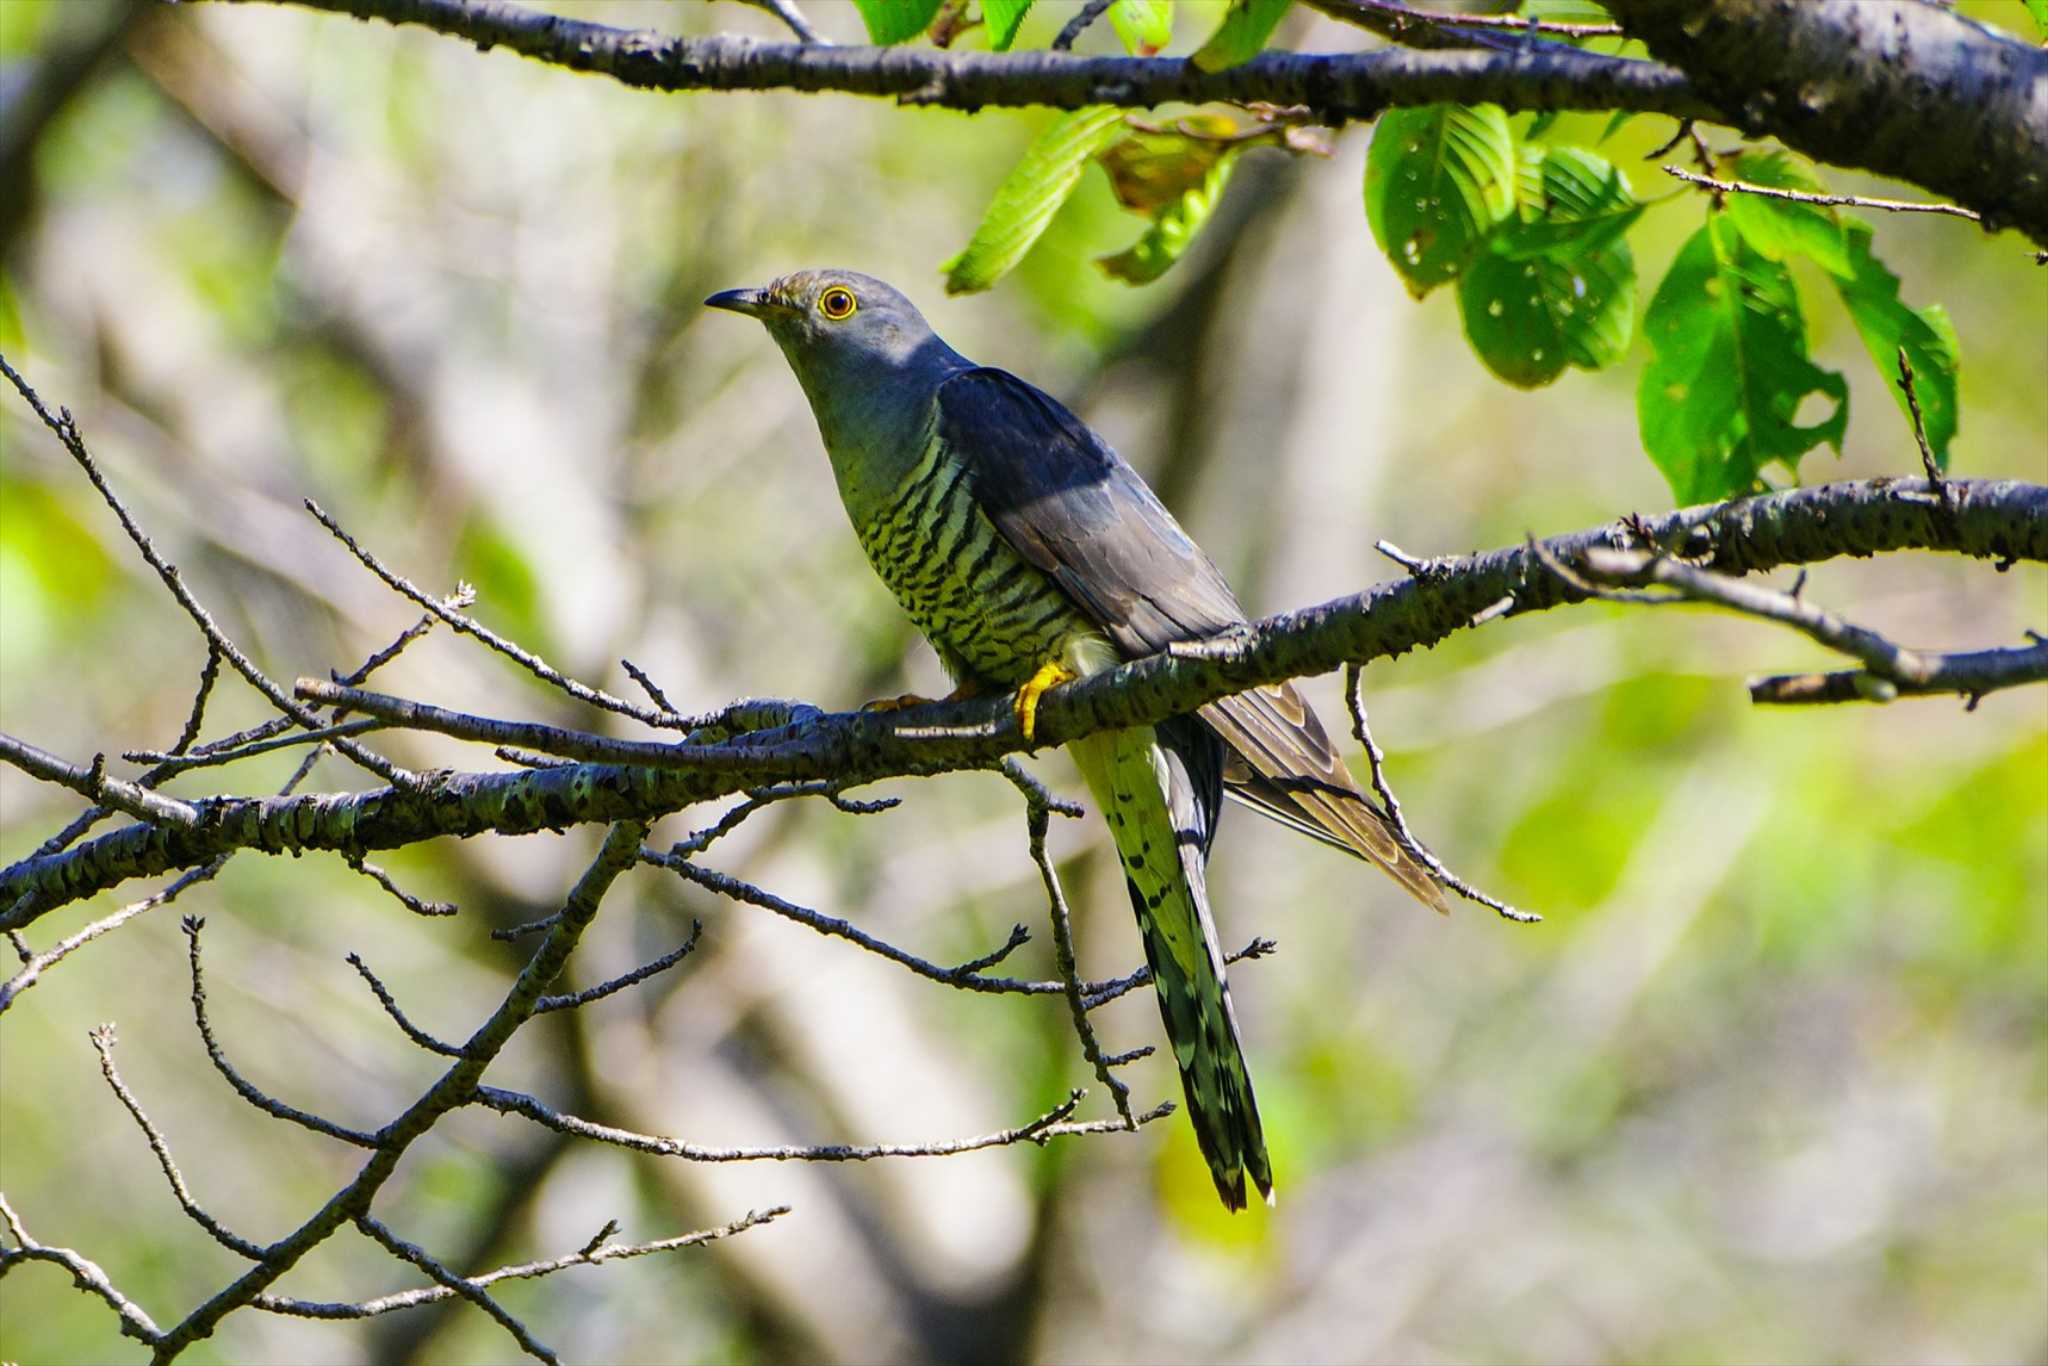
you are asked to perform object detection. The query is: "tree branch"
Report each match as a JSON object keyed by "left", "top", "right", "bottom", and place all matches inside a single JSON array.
[
  {"left": 1605, "top": 0, "right": 2048, "bottom": 244},
  {"left": 6, "top": 477, "right": 2041, "bottom": 929},
  {"left": 208, "top": 0, "right": 1716, "bottom": 121}
]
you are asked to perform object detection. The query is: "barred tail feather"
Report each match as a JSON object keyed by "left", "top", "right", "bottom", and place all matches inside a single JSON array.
[{"left": 1070, "top": 722, "right": 1272, "bottom": 1211}]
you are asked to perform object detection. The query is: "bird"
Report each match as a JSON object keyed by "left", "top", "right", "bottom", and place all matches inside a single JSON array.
[{"left": 707, "top": 270, "right": 1448, "bottom": 1211}]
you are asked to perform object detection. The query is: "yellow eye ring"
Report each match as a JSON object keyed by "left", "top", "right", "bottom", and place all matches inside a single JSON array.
[{"left": 817, "top": 287, "right": 857, "bottom": 321}]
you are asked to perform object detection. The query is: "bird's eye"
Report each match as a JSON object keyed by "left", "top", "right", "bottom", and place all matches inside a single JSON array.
[{"left": 817, "top": 287, "right": 857, "bottom": 321}]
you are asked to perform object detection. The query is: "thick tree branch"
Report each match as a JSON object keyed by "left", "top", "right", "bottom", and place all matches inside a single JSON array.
[
  {"left": 1606, "top": 0, "right": 2048, "bottom": 244},
  {"left": 210, "top": 0, "right": 1716, "bottom": 121},
  {"left": 5, "top": 477, "right": 2041, "bottom": 929}
]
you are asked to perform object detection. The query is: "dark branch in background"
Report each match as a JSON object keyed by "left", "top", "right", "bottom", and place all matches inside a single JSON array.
[
  {"left": 1605, "top": 0, "right": 2048, "bottom": 243},
  {"left": 208, "top": 0, "right": 1716, "bottom": 121},
  {"left": 1052, "top": 0, "right": 1116, "bottom": 52}
]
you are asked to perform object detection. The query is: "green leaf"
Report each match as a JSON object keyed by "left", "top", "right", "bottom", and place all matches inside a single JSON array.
[
  {"left": 1191, "top": 0, "right": 1292, "bottom": 71},
  {"left": 1461, "top": 236, "right": 1634, "bottom": 387},
  {"left": 1599, "top": 109, "right": 1636, "bottom": 143},
  {"left": 942, "top": 107, "right": 1127, "bottom": 294},
  {"left": 984, "top": 0, "right": 1034, "bottom": 50},
  {"left": 1098, "top": 150, "right": 1240, "bottom": 284},
  {"left": 1722, "top": 150, "right": 1851, "bottom": 278},
  {"left": 850, "top": 0, "right": 945, "bottom": 44},
  {"left": 2025, "top": 0, "right": 2047, "bottom": 39},
  {"left": 1833, "top": 220, "right": 1960, "bottom": 469},
  {"left": 1637, "top": 214, "right": 1848, "bottom": 503},
  {"left": 1496, "top": 142, "right": 1641, "bottom": 260},
  {"left": 1109, "top": 0, "right": 1174, "bottom": 53},
  {"left": 1364, "top": 103, "right": 1517, "bottom": 296}
]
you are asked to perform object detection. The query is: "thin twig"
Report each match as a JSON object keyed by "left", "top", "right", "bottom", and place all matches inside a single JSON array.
[
  {"left": 1662, "top": 164, "right": 1982, "bottom": 222},
  {"left": 0, "top": 862, "right": 225, "bottom": 1016},
  {"left": 0, "top": 733, "right": 202, "bottom": 828},
  {"left": 0, "top": 356, "right": 412, "bottom": 787},
  {"left": 345, "top": 854, "right": 458, "bottom": 917},
  {"left": 534, "top": 920, "right": 702, "bottom": 1013},
  {"left": 1053, "top": 0, "right": 1116, "bottom": 50},
  {"left": 478, "top": 1084, "right": 1172, "bottom": 1161},
  {"left": 247, "top": 1206, "right": 788, "bottom": 1321},
  {"left": 305, "top": 499, "right": 708, "bottom": 730},
  {"left": 734, "top": 0, "right": 825, "bottom": 44},
  {"left": 1344, "top": 665, "right": 1540, "bottom": 923},
  {"left": 183, "top": 917, "right": 383, "bottom": 1147},
  {"left": 1316, "top": 0, "right": 1623, "bottom": 40},
  {"left": 0, "top": 1192, "right": 164, "bottom": 1344},
  {"left": 1896, "top": 348, "right": 1960, "bottom": 523},
  {"left": 999, "top": 760, "right": 1135, "bottom": 1127},
  {"left": 347, "top": 952, "right": 465, "bottom": 1056},
  {"left": 356, "top": 1213, "right": 559, "bottom": 1366},
  {"left": 89, "top": 1024, "right": 267, "bottom": 1259},
  {"left": 124, "top": 718, "right": 385, "bottom": 772}
]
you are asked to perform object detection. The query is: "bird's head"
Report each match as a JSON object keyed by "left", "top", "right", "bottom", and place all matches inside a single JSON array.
[{"left": 705, "top": 270, "right": 952, "bottom": 381}]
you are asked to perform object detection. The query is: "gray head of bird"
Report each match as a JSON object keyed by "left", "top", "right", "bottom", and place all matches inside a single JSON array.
[{"left": 704, "top": 270, "right": 969, "bottom": 410}]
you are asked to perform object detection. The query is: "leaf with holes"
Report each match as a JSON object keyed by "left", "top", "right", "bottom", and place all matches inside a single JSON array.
[
  {"left": 1098, "top": 150, "right": 1240, "bottom": 284},
  {"left": 850, "top": 0, "right": 946, "bottom": 44},
  {"left": 943, "top": 108, "right": 1128, "bottom": 294},
  {"left": 1460, "top": 236, "right": 1635, "bottom": 387},
  {"left": 984, "top": 0, "right": 1035, "bottom": 50},
  {"left": 1192, "top": 0, "right": 1292, "bottom": 71},
  {"left": 1364, "top": 103, "right": 1517, "bottom": 296},
  {"left": 1110, "top": 0, "right": 1174, "bottom": 53},
  {"left": 1496, "top": 142, "right": 1641, "bottom": 261},
  {"left": 1834, "top": 221, "right": 1960, "bottom": 469},
  {"left": 1722, "top": 150, "right": 1852, "bottom": 278},
  {"left": 1638, "top": 215, "right": 1848, "bottom": 502}
]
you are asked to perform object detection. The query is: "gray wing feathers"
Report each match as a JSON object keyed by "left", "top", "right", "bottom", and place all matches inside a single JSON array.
[{"left": 935, "top": 367, "right": 1447, "bottom": 913}]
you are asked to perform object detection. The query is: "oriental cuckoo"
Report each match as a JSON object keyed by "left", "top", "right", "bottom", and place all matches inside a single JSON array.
[{"left": 708, "top": 270, "right": 1445, "bottom": 1211}]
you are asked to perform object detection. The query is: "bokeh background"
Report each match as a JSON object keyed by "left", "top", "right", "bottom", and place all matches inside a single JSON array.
[{"left": 3, "top": 2, "right": 2044, "bottom": 1362}]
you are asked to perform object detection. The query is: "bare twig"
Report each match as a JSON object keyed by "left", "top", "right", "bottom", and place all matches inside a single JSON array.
[
  {"left": 1661, "top": 163, "right": 1983, "bottom": 222},
  {"left": 356, "top": 1213, "right": 558, "bottom": 1366},
  {"left": 478, "top": 1084, "right": 1172, "bottom": 1161},
  {"left": 0, "top": 356, "right": 412, "bottom": 788},
  {"left": 1896, "top": 348, "right": 1960, "bottom": 524},
  {"left": 534, "top": 920, "right": 702, "bottom": 1013},
  {"left": 733, "top": 0, "right": 825, "bottom": 44},
  {"left": 0, "top": 862, "right": 224, "bottom": 1016},
  {"left": 248, "top": 1206, "right": 788, "bottom": 1321},
  {"left": 0, "top": 1192, "right": 164, "bottom": 1345},
  {"left": 1053, "top": 0, "right": 1116, "bottom": 50},
  {"left": 304, "top": 500, "right": 708, "bottom": 731},
  {"left": 999, "top": 760, "right": 1136, "bottom": 1127},
  {"left": 89, "top": 1024, "right": 267, "bottom": 1260},
  {"left": 347, "top": 952, "right": 464, "bottom": 1056},
  {"left": 1312, "top": 0, "right": 1623, "bottom": 41},
  {"left": 184, "top": 917, "right": 383, "bottom": 1147},
  {"left": 124, "top": 718, "right": 385, "bottom": 772},
  {"left": 1344, "top": 666, "right": 1541, "bottom": 923},
  {"left": 345, "top": 854, "right": 458, "bottom": 917}
]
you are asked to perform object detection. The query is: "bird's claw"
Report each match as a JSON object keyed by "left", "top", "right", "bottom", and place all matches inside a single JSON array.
[{"left": 1012, "top": 660, "right": 1077, "bottom": 744}]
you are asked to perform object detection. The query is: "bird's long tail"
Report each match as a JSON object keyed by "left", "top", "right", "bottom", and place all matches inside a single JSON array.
[{"left": 1069, "top": 722, "right": 1272, "bottom": 1211}]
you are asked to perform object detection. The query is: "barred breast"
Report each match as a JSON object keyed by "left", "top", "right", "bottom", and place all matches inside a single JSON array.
[{"left": 853, "top": 431, "right": 1093, "bottom": 688}]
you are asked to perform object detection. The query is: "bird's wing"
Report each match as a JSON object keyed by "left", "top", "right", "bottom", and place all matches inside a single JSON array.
[{"left": 935, "top": 367, "right": 1447, "bottom": 912}]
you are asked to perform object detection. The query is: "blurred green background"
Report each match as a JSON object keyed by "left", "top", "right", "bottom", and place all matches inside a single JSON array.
[{"left": 2, "top": 2, "right": 2043, "bottom": 1362}]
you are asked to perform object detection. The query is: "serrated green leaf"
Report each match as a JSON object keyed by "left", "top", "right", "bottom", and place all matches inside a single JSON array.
[
  {"left": 1638, "top": 214, "right": 1848, "bottom": 502},
  {"left": 851, "top": 0, "right": 945, "bottom": 45},
  {"left": 1098, "top": 150, "right": 1239, "bottom": 284},
  {"left": 1364, "top": 103, "right": 1517, "bottom": 296},
  {"left": 1192, "top": 0, "right": 1292, "bottom": 71},
  {"left": 1723, "top": 150, "right": 1852, "bottom": 278},
  {"left": 943, "top": 107, "right": 1127, "bottom": 294},
  {"left": 1496, "top": 142, "right": 1641, "bottom": 260},
  {"left": 1834, "top": 220, "right": 1960, "bottom": 468},
  {"left": 2025, "top": 0, "right": 2047, "bottom": 39},
  {"left": 1460, "top": 235, "right": 1635, "bottom": 387},
  {"left": 985, "top": 0, "right": 1034, "bottom": 50},
  {"left": 1110, "top": 0, "right": 1173, "bottom": 53}
]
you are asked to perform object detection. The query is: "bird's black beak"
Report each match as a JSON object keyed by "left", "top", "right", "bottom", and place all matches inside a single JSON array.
[{"left": 704, "top": 286, "right": 778, "bottom": 319}]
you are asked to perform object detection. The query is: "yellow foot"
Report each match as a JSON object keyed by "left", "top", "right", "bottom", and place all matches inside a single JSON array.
[{"left": 1012, "top": 660, "right": 1077, "bottom": 744}]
